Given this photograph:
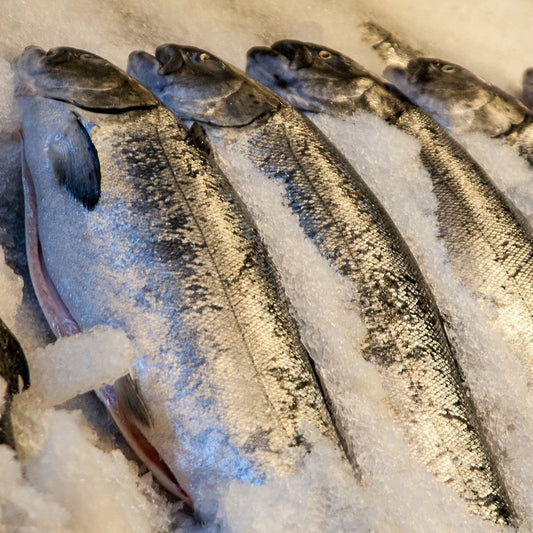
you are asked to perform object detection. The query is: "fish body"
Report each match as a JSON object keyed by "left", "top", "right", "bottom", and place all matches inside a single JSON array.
[
  {"left": 128, "top": 45, "right": 514, "bottom": 524},
  {"left": 15, "top": 46, "right": 337, "bottom": 518}
]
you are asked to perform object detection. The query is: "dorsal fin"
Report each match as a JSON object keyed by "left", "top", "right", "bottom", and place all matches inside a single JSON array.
[
  {"left": 47, "top": 112, "right": 101, "bottom": 210},
  {"left": 185, "top": 122, "right": 217, "bottom": 165}
]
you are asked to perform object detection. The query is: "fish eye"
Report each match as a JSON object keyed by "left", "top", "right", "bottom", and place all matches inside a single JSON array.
[
  {"left": 441, "top": 64, "right": 456, "bottom": 73},
  {"left": 318, "top": 50, "right": 332, "bottom": 60},
  {"left": 199, "top": 52, "right": 210, "bottom": 61}
]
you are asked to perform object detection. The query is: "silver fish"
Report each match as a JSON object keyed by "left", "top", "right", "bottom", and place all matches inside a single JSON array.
[
  {"left": 247, "top": 37, "right": 533, "bottom": 373},
  {"left": 385, "top": 59, "right": 533, "bottom": 165},
  {"left": 15, "top": 46, "right": 338, "bottom": 520},
  {"left": 363, "top": 22, "right": 533, "bottom": 167},
  {"left": 128, "top": 44, "right": 515, "bottom": 524}
]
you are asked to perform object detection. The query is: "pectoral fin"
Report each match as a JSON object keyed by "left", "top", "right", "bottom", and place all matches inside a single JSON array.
[
  {"left": 0, "top": 319, "right": 30, "bottom": 395},
  {"left": 47, "top": 112, "right": 101, "bottom": 210},
  {"left": 113, "top": 374, "right": 152, "bottom": 428}
]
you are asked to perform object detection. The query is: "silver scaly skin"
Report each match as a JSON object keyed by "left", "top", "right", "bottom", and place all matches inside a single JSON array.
[
  {"left": 15, "top": 46, "right": 338, "bottom": 519},
  {"left": 247, "top": 38, "right": 533, "bottom": 382},
  {"left": 128, "top": 45, "right": 515, "bottom": 524},
  {"left": 363, "top": 22, "right": 533, "bottom": 167}
]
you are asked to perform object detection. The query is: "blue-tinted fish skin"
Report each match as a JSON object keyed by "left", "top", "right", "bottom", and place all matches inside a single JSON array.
[
  {"left": 15, "top": 46, "right": 338, "bottom": 519},
  {"left": 128, "top": 44, "right": 515, "bottom": 525}
]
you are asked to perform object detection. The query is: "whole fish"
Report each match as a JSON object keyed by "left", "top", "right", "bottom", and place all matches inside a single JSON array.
[
  {"left": 128, "top": 44, "right": 514, "bottom": 524},
  {"left": 363, "top": 22, "right": 533, "bottom": 167},
  {"left": 0, "top": 317, "right": 30, "bottom": 449},
  {"left": 14, "top": 46, "right": 338, "bottom": 520}
]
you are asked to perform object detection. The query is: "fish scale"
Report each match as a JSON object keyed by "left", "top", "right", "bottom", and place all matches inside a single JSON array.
[
  {"left": 127, "top": 44, "right": 515, "bottom": 524},
  {"left": 15, "top": 47, "right": 338, "bottom": 519},
  {"left": 228, "top": 107, "right": 509, "bottom": 514}
]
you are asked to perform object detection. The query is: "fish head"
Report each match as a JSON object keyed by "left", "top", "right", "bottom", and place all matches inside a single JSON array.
[
  {"left": 384, "top": 57, "right": 528, "bottom": 133},
  {"left": 127, "top": 44, "right": 281, "bottom": 126},
  {"left": 246, "top": 40, "right": 379, "bottom": 115},
  {"left": 13, "top": 46, "right": 158, "bottom": 110}
]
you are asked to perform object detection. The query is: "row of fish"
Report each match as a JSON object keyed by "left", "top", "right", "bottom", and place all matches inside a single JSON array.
[{"left": 4, "top": 20, "right": 533, "bottom": 530}]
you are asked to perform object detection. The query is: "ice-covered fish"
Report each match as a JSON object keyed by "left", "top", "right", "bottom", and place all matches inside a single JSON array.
[
  {"left": 0, "top": 317, "right": 30, "bottom": 449},
  {"left": 247, "top": 37, "right": 533, "bottom": 375},
  {"left": 128, "top": 44, "right": 514, "bottom": 525},
  {"left": 14, "top": 45, "right": 339, "bottom": 520},
  {"left": 363, "top": 22, "right": 533, "bottom": 168}
]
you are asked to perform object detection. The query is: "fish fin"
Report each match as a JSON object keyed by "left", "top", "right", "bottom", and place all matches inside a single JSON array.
[
  {"left": 0, "top": 397, "right": 18, "bottom": 451},
  {"left": 47, "top": 112, "right": 101, "bottom": 210},
  {"left": 0, "top": 320, "right": 30, "bottom": 395},
  {"left": 113, "top": 374, "right": 152, "bottom": 428},
  {"left": 185, "top": 122, "right": 216, "bottom": 163}
]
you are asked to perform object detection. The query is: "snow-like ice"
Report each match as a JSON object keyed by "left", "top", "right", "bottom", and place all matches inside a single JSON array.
[
  {"left": 21, "top": 326, "right": 138, "bottom": 407},
  {"left": 0, "top": 0, "right": 532, "bottom": 531}
]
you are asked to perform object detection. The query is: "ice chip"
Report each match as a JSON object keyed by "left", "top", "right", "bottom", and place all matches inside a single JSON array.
[{"left": 24, "top": 325, "right": 138, "bottom": 407}]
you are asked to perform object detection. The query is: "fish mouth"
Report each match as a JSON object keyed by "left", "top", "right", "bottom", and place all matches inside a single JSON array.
[
  {"left": 127, "top": 50, "right": 162, "bottom": 87},
  {"left": 246, "top": 44, "right": 292, "bottom": 89},
  {"left": 12, "top": 45, "right": 45, "bottom": 77}
]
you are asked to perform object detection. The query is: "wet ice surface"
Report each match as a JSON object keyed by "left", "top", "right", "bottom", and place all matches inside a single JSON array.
[{"left": 1, "top": 0, "right": 532, "bottom": 531}]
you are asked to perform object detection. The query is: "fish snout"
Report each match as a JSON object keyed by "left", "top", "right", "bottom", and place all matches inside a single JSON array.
[
  {"left": 127, "top": 50, "right": 168, "bottom": 92},
  {"left": 155, "top": 44, "right": 185, "bottom": 75}
]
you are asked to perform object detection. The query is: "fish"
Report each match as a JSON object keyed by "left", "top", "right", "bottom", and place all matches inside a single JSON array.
[
  {"left": 362, "top": 22, "right": 533, "bottom": 167},
  {"left": 0, "top": 317, "right": 30, "bottom": 450},
  {"left": 128, "top": 44, "right": 515, "bottom": 525},
  {"left": 14, "top": 45, "right": 339, "bottom": 520}
]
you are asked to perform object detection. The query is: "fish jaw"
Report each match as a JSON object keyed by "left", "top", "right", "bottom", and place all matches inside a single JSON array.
[{"left": 20, "top": 139, "right": 194, "bottom": 508}]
